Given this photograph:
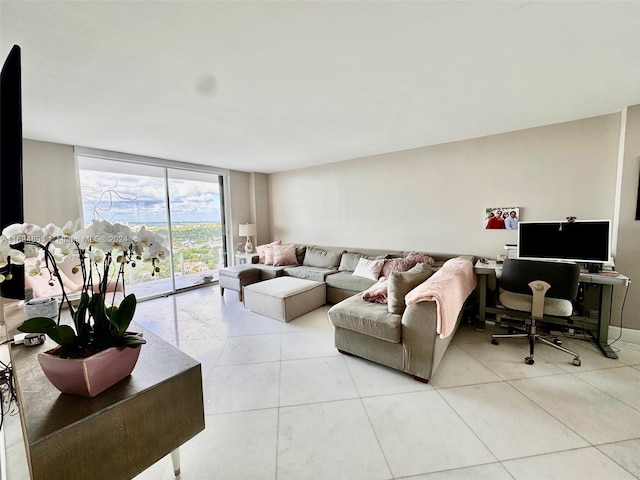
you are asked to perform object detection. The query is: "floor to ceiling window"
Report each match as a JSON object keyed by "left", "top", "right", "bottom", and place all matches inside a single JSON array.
[{"left": 76, "top": 153, "right": 227, "bottom": 299}]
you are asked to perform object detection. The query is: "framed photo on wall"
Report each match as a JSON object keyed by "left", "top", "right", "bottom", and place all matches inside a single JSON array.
[{"left": 485, "top": 207, "right": 520, "bottom": 230}]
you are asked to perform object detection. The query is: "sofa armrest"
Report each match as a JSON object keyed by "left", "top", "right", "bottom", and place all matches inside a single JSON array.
[{"left": 401, "top": 301, "right": 439, "bottom": 377}]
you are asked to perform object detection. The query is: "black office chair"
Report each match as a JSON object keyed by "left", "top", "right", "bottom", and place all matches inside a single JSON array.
[{"left": 491, "top": 258, "right": 582, "bottom": 366}]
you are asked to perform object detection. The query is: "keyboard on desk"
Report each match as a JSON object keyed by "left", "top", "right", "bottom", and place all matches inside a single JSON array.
[{"left": 579, "top": 269, "right": 620, "bottom": 277}]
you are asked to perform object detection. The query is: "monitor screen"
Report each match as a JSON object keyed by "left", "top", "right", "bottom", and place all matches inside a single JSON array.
[{"left": 518, "top": 220, "right": 611, "bottom": 265}]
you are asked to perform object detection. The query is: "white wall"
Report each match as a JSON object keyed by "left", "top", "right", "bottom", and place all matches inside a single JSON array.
[
  {"left": 23, "top": 139, "right": 81, "bottom": 225},
  {"left": 613, "top": 105, "right": 640, "bottom": 330},
  {"left": 270, "top": 114, "right": 620, "bottom": 255},
  {"left": 250, "top": 172, "right": 271, "bottom": 246},
  {"left": 227, "top": 170, "right": 253, "bottom": 258}
]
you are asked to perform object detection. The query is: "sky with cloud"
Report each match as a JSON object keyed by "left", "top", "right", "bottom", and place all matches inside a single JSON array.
[{"left": 79, "top": 169, "right": 222, "bottom": 226}]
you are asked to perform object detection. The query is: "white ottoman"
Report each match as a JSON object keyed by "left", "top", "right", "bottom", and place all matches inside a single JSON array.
[{"left": 243, "top": 277, "right": 326, "bottom": 322}]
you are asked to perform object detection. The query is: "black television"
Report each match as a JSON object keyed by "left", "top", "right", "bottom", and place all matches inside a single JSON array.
[
  {"left": 0, "top": 45, "right": 25, "bottom": 298},
  {"left": 517, "top": 220, "right": 611, "bottom": 272}
]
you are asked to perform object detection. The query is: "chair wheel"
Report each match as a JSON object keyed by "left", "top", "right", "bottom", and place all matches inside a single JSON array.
[
  {"left": 525, "top": 357, "right": 534, "bottom": 365},
  {"left": 491, "top": 338, "right": 499, "bottom": 345},
  {"left": 572, "top": 358, "right": 581, "bottom": 366}
]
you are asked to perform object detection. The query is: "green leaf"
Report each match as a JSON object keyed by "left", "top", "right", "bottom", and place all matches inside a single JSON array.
[
  {"left": 89, "top": 293, "right": 111, "bottom": 338},
  {"left": 118, "top": 335, "right": 146, "bottom": 348},
  {"left": 45, "top": 325, "right": 78, "bottom": 348},
  {"left": 74, "top": 293, "right": 91, "bottom": 343},
  {"left": 107, "top": 294, "right": 137, "bottom": 336},
  {"left": 18, "top": 317, "right": 57, "bottom": 333}
]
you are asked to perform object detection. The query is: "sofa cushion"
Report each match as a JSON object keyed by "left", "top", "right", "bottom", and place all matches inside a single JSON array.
[
  {"left": 303, "top": 247, "right": 344, "bottom": 268},
  {"left": 338, "top": 252, "right": 362, "bottom": 272},
  {"left": 250, "top": 263, "right": 288, "bottom": 280},
  {"left": 339, "top": 252, "right": 386, "bottom": 272},
  {"left": 388, "top": 263, "right": 433, "bottom": 314},
  {"left": 381, "top": 257, "right": 412, "bottom": 278},
  {"left": 264, "top": 244, "right": 275, "bottom": 265},
  {"left": 325, "top": 271, "right": 376, "bottom": 292},
  {"left": 353, "top": 257, "right": 384, "bottom": 281},
  {"left": 256, "top": 240, "right": 281, "bottom": 264},
  {"left": 295, "top": 245, "right": 307, "bottom": 265},
  {"left": 328, "top": 294, "right": 402, "bottom": 343},
  {"left": 405, "top": 251, "right": 436, "bottom": 267},
  {"left": 284, "top": 266, "right": 337, "bottom": 282},
  {"left": 273, "top": 244, "right": 298, "bottom": 266}
]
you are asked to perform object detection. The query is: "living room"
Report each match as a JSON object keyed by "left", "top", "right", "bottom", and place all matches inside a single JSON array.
[{"left": 3, "top": 1, "right": 640, "bottom": 479}]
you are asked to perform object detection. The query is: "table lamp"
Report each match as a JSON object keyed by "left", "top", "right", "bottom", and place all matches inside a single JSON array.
[{"left": 239, "top": 223, "right": 257, "bottom": 254}]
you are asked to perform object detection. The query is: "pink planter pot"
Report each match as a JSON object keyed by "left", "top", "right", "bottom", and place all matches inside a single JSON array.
[{"left": 38, "top": 342, "right": 142, "bottom": 397}]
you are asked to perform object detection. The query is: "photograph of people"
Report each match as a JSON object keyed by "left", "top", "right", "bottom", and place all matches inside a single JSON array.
[
  {"left": 486, "top": 209, "right": 505, "bottom": 229},
  {"left": 485, "top": 207, "right": 520, "bottom": 229},
  {"left": 505, "top": 210, "right": 519, "bottom": 229}
]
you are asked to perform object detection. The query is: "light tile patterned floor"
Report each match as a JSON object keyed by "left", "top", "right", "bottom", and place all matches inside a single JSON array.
[{"left": 3, "top": 285, "right": 640, "bottom": 479}]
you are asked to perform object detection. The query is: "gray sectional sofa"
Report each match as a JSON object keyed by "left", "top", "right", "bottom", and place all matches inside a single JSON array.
[
  {"left": 243, "top": 244, "right": 477, "bottom": 383},
  {"left": 250, "top": 244, "right": 473, "bottom": 303}
]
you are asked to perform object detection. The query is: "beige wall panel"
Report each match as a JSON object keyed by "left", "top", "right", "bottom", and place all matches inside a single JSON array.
[
  {"left": 23, "top": 139, "right": 81, "bottom": 226},
  {"left": 270, "top": 114, "right": 620, "bottom": 258},
  {"left": 613, "top": 105, "right": 640, "bottom": 329}
]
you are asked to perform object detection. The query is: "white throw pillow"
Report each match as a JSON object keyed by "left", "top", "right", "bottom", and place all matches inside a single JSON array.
[{"left": 352, "top": 257, "right": 384, "bottom": 281}]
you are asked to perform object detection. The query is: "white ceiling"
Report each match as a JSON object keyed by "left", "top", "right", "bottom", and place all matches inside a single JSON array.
[{"left": 2, "top": 1, "right": 640, "bottom": 174}]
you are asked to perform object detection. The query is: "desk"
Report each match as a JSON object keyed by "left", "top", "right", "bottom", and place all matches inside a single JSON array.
[
  {"left": 475, "top": 260, "right": 630, "bottom": 359},
  {"left": 2, "top": 300, "right": 205, "bottom": 480}
]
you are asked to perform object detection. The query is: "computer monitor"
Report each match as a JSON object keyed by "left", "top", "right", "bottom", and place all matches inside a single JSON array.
[{"left": 517, "top": 220, "right": 611, "bottom": 272}]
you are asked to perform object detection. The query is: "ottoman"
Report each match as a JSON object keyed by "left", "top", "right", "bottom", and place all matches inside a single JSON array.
[
  {"left": 243, "top": 277, "right": 326, "bottom": 322},
  {"left": 219, "top": 266, "right": 261, "bottom": 301}
]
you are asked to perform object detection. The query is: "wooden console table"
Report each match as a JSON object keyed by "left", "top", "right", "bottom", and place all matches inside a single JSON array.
[{"left": 2, "top": 300, "right": 205, "bottom": 480}]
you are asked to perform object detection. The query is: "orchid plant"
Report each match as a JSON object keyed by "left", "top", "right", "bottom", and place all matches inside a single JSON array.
[{"left": 0, "top": 220, "right": 169, "bottom": 358}]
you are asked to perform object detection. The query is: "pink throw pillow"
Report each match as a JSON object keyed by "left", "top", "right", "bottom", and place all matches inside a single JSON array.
[
  {"left": 381, "top": 257, "right": 411, "bottom": 278},
  {"left": 263, "top": 245, "right": 275, "bottom": 265},
  {"left": 406, "top": 251, "right": 436, "bottom": 268},
  {"left": 273, "top": 244, "right": 298, "bottom": 266},
  {"left": 256, "top": 240, "right": 281, "bottom": 264}
]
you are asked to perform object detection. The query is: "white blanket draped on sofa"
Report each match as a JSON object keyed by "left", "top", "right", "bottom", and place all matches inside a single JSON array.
[{"left": 404, "top": 257, "right": 477, "bottom": 338}]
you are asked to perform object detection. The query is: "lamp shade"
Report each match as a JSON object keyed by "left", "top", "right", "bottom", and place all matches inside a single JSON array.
[{"left": 239, "top": 223, "right": 257, "bottom": 237}]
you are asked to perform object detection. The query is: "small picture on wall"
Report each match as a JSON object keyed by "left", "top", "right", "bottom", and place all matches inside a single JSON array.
[{"left": 485, "top": 207, "right": 520, "bottom": 230}]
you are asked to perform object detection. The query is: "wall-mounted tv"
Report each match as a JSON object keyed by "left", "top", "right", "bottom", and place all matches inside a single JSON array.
[
  {"left": 0, "top": 45, "right": 25, "bottom": 298},
  {"left": 517, "top": 220, "right": 611, "bottom": 272}
]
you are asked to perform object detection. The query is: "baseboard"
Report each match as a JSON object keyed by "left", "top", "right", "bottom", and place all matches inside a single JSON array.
[{"left": 608, "top": 325, "right": 640, "bottom": 345}]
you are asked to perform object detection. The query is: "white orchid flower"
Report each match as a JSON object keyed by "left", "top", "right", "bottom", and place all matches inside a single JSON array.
[
  {"left": 2, "top": 223, "right": 39, "bottom": 244},
  {"left": 26, "top": 259, "right": 42, "bottom": 277},
  {"left": 42, "top": 223, "right": 63, "bottom": 241},
  {"left": 106, "top": 223, "right": 132, "bottom": 252},
  {"left": 72, "top": 228, "right": 93, "bottom": 249},
  {"left": 144, "top": 244, "right": 169, "bottom": 262},
  {"left": 61, "top": 219, "right": 80, "bottom": 237},
  {"left": 23, "top": 244, "right": 40, "bottom": 258},
  {"left": 52, "top": 248, "right": 68, "bottom": 263},
  {"left": 57, "top": 243, "right": 74, "bottom": 257},
  {"left": 0, "top": 235, "right": 26, "bottom": 267},
  {"left": 89, "top": 249, "right": 105, "bottom": 264},
  {"left": 136, "top": 226, "right": 155, "bottom": 247},
  {"left": 77, "top": 222, "right": 107, "bottom": 250},
  {"left": 86, "top": 220, "right": 115, "bottom": 251}
]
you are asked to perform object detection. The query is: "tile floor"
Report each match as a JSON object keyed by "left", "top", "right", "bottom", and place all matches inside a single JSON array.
[{"left": 3, "top": 285, "right": 640, "bottom": 479}]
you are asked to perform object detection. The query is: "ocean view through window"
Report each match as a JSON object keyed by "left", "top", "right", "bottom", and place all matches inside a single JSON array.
[{"left": 77, "top": 156, "right": 226, "bottom": 299}]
